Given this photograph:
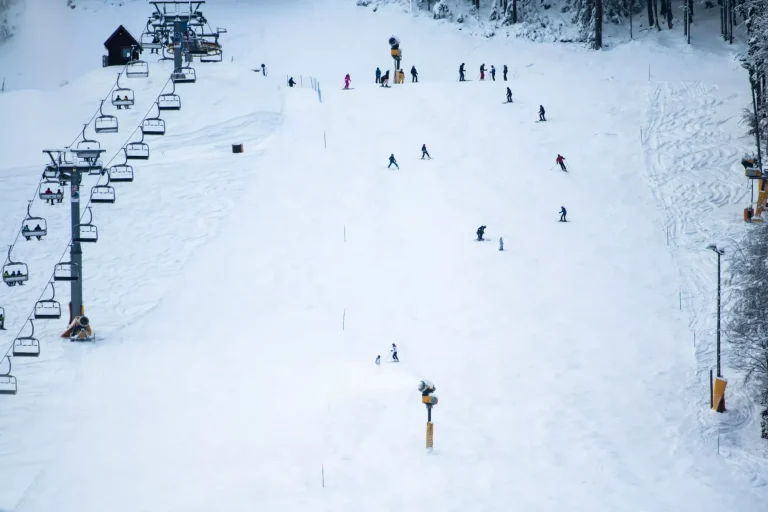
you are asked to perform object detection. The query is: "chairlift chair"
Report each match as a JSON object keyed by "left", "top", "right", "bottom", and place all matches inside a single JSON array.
[
  {"left": 112, "top": 74, "right": 135, "bottom": 108},
  {"left": 3, "top": 247, "right": 29, "bottom": 287},
  {"left": 90, "top": 175, "right": 116, "bottom": 205},
  {"left": 141, "top": 30, "right": 163, "bottom": 51},
  {"left": 126, "top": 54, "right": 150, "bottom": 78},
  {"left": 125, "top": 131, "right": 150, "bottom": 160},
  {"left": 75, "top": 124, "right": 102, "bottom": 153},
  {"left": 158, "top": 80, "right": 181, "bottom": 110},
  {"left": 142, "top": 102, "right": 166, "bottom": 136},
  {"left": 200, "top": 48, "right": 222, "bottom": 63},
  {"left": 38, "top": 179, "right": 64, "bottom": 203},
  {"left": 109, "top": 149, "right": 135, "bottom": 183},
  {"left": 43, "top": 164, "right": 59, "bottom": 180},
  {"left": 54, "top": 261, "right": 78, "bottom": 282},
  {"left": 0, "top": 357, "right": 17, "bottom": 395},
  {"left": 172, "top": 66, "right": 196, "bottom": 84},
  {"left": 13, "top": 320, "right": 40, "bottom": 358},
  {"left": 94, "top": 100, "right": 118, "bottom": 134},
  {"left": 22, "top": 201, "right": 47, "bottom": 241},
  {"left": 35, "top": 283, "right": 62, "bottom": 320},
  {"left": 74, "top": 207, "right": 99, "bottom": 242}
]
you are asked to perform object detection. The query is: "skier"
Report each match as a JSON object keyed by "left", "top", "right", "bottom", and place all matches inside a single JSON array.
[
  {"left": 381, "top": 70, "right": 390, "bottom": 87},
  {"left": 503, "top": 64, "right": 508, "bottom": 81},
  {"left": 476, "top": 225, "right": 486, "bottom": 241},
  {"left": 260, "top": 63, "right": 267, "bottom": 76},
  {"left": 411, "top": 65, "right": 418, "bottom": 83},
  {"left": 499, "top": 237, "right": 504, "bottom": 251},
  {"left": 375, "top": 355, "right": 381, "bottom": 365},
  {"left": 388, "top": 154, "right": 399, "bottom": 169},
  {"left": 505, "top": 87, "right": 513, "bottom": 103},
  {"left": 391, "top": 343, "right": 399, "bottom": 362},
  {"left": 375, "top": 67, "right": 381, "bottom": 83},
  {"left": 556, "top": 154, "right": 567, "bottom": 171},
  {"left": 480, "top": 64, "right": 486, "bottom": 81},
  {"left": 421, "top": 144, "right": 431, "bottom": 159},
  {"left": 288, "top": 77, "right": 296, "bottom": 87},
  {"left": 459, "top": 63, "right": 466, "bottom": 81},
  {"left": 0, "top": 310, "right": 4, "bottom": 330},
  {"left": 490, "top": 65, "right": 496, "bottom": 81},
  {"left": 559, "top": 206, "right": 567, "bottom": 222},
  {"left": 539, "top": 105, "right": 546, "bottom": 121},
  {"left": 344, "top": 74, "right": 351, "bottom": 89}
]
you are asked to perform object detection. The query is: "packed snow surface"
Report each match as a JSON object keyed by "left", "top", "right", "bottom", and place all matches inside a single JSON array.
[{"left": 0, "top": 1, "right": 765, "bottom": 511}]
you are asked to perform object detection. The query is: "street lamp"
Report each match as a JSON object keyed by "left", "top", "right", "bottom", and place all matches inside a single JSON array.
[{"left": 707, "top": 244, "right": 727, "bottom": 412}]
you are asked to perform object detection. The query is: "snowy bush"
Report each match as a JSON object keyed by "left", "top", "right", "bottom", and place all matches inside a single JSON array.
[
  {"left": 433, "top": 1, "right": 452, "bottom": 21},
  {"left": 357, "top": 0, "right": 373, "bottom": 6}
]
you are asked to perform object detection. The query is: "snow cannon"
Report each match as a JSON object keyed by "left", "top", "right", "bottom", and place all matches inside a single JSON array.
[
  {"left": 418, "top": 380, "right": 437, "bottom": 450},
  {"left": 389, "top": 35, "right": 401, "bottom": 70}
]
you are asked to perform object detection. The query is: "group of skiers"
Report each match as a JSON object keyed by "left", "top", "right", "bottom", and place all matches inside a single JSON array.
[
  {"left": 375, "top": 66, "right": 418, "bottom": 85},
  {"left": 459, "top": 63, "right": 508, "bottom": 82}
]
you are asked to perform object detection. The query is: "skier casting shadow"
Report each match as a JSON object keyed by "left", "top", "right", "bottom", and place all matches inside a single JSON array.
[
  {"left": 539, "top": 105, "right": 546, "bottom": 121},
  {"left": 388, "top": 154, "right": 399, "bottom": 169},
  {"left": 556, "top": 154, "right": 567, "bottom": 171},
  {"left": 506, "top": 87, "right": 513, "bottom": 103},
  {"left": 459, "top": 63, "right": 466, "bottom": 81},
  {"left": 559, "top": 206, "right": 567, "bottom": 222},
  {"left": 421, "top": 144, "right": 431, "bottom": 159}
]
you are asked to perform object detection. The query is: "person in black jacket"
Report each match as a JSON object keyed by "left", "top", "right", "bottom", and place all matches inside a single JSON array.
[
  {"left": 503, "top": 64, "right": 508, "bottom": 81},
  {"left": 480, "top": 64, "right": 486, "bottom": 81},
  {"left": 506, "top": 87, "right": 512, "bottom": 103},
  {"left": 476, "top": 225, "right": 487, "bottom": 241},
  {"left": 559, "top": 207, "right": 567, "bottom": 222},
  {"left": 375, "top": 67, "right": 381, "bottom": 83},
  {"left": 459, "top": 63, "right": 466, "bottom": 81},
  {"left": 411, "top": 65, "right": 418, "bottom": 83},
  {"left": 421, "top": 144, "right": 431, "bottom": 159},
  {"left": 539, "top": 105, "right": 546, "bottom": 121},
  {"left": 288, "top": 77, "right": 295, "bottom": 87},
  {"left": 381, "top": 70, "right": 390, "bottom": 87}
]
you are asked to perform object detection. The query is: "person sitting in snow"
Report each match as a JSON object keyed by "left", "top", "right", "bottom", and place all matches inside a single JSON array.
[{"left": 375, "top": 355, "right": 381, "bottom": 365}]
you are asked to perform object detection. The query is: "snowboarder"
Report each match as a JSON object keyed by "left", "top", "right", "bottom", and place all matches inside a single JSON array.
[
  {"left": 480, "top": 64, "right": 486, "bottom": 81},
  {"left": 490, "top": 65, "right": 496, "bottom": 81},
  {"left": 381, "top": 70, "right": 390, "bottom": 87},
  {"left": 556, "top": 154, "right": 567, "bottom": 171},
  {"left": 499, "top": 237, "right": 504, "bottom": 251},
  {"left": 411, "top": 65, "right": 418, "bottom": 83},
  {"left": 559, "top": 206, "right": 567, "bottom": 222},
  {"left": 288, "top": 77, "right": 296, "bottom": 87},
  {"left": 375, "top": 355, "right": 381, "bottom": 365},
  {"left": 503, "top": 64, "right": 508, "bottom": 81},
  {"left": 421, "top": 144, "right": 431, "bottom": 159},
  {"left": 375, "top": 67, "right": 381, "bottom": 83},
  {"left": 391, "top": 343, "right": 399, "bottom": 362},
  {"left": 476, "top": 225, "right": 486, "bottom": 241},
  {"left": 506, "top": 87, "right": 513, "bottom": 103},
  {"left": 344, "top": 74, "right": 351, "bottom": 89},
  {"left": 388, "top": 154, "right": 399, "bottom": 169},
  {"left": 459, "top": 63, "right": 466, "bottom": 81},
  {"left": 539, "top": 105, "right": 546, "bottom": 122},
  {"left": 260, "top": 63, "right": 267, "bottom": 76}
]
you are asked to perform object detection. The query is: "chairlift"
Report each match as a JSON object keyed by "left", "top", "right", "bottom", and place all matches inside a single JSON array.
[
  {"left": 94, "top": 100, "right": 118, "bottom": 134},
  {"left": 13, "top": 320, "right": 40, "bottom": 357},
  {"left": 126, "top": 52, "right": 150, "bottom": 78},
  {"left": 109, "top": 148, "right": 135, "bottom": 183},
  {"left": 3, "top": 246, "right": 29, "bottom": 287},
  {"left": 22, "top": 201, "right": 47, "bottom": 241},
  {"left": 38, "top": 179, "right": 64, "bottom": 204},
  {"left": 158, "top": 80, "right": 181, "bottom": 110},
  {"left": 35, "top": 283, "right": 62, "bottom": 320},
  {"left": 0, "top": 357, "right": 17, "bottom": 395},
  {"left": 43, "top": 164, "right": 59, "bottom": 180},
  {"left": 141, "top": 30, "right": 163, "bottom": 50},
  {"left": 76, "top": 124, "right": 101, "bottom": 153},
  {"left": 200, "top": 48, "right": 222, "bottom": 63},
  {"left": 142, "top": 102, "right": 166, "bottom": 136},
  {"left": 159, "top": 45, "right": 175, "bottom": 62},
  {"left": 112, "top": 74, "right": 135, "bottom": 108},
  {"left": 90, "top": 175, "right": 116, "bottom": 205},
  {"left": 54, "top": 261, "right": 79, "bottom": 282},
  {"left": 74, "top": 207, "right": 98, "bottom": 242},
  {"left": 125, "top": 131, "right": 150, "bottom": 160},
  {"left": 172, "top": 66, "right": 196, "bottom": 84}
]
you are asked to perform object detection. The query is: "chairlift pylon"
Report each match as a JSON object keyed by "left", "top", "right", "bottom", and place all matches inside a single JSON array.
[
  {"left": 112, "top": 73, "right": 135, "bottom": 108},
  {"left": 125, "top": 131, "right": 150, "bottom": 160},
  {"left": 54, "top": 260, "right": 79, "bottom": 282},
  {"left": 141, "top": 101, "right": 166, "bottom": 136},
  {"left": 35, "top": 282, "right": 62, "bottom": 320},
  {"left": 94, "top": 99, "right": 119, "bottom": 134},
  {"left": 158, "top": 80, "right": 181, "bottom": 111},
  {"left": 22, "top": 201, "right": 47, "bottom": 241},
  {"left": 0, "top": 357, "right": 17, "bottom": 395},
  {"left": 90, "top": 175, "right": 116, "bottom": 205},
  {"left": 109, "top": 148, "right": 135, "bottom": 183},
  {"left": 73, "top": 207, "right": 99, "bottom": 242},
  {"left": 3, "top": 246, "right": 29, "bottom": 287},
  {"left": 13, "top": 319, "right": 40, "bottom": 358}
]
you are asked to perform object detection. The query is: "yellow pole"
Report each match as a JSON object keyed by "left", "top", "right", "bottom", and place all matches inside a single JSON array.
[{"left": 426, "top": 421, "right": 434, "bottom": 449}]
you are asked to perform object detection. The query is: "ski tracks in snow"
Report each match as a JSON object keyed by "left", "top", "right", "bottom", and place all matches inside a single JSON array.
[{"left": 644, "top": 81, "right": 767, "bottom": 481}]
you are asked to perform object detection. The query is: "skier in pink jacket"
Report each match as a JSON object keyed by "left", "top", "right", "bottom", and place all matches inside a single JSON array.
[{"left": 344, "top": 74, "right": 351, "bottom": 89}]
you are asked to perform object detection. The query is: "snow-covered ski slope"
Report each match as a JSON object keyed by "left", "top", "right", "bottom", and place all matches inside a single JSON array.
[{"left": 0, "top": 0, "right": 766, "bottom": 510}]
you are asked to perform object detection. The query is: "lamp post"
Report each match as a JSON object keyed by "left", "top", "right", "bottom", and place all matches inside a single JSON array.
[{"left": 707, "top": 244, "right": 727, "bottom": 413}]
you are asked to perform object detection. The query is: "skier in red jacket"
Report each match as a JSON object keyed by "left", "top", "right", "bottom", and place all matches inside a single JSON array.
[{"left": 556, "top": 154, "right": 567, "bottom": 171}]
